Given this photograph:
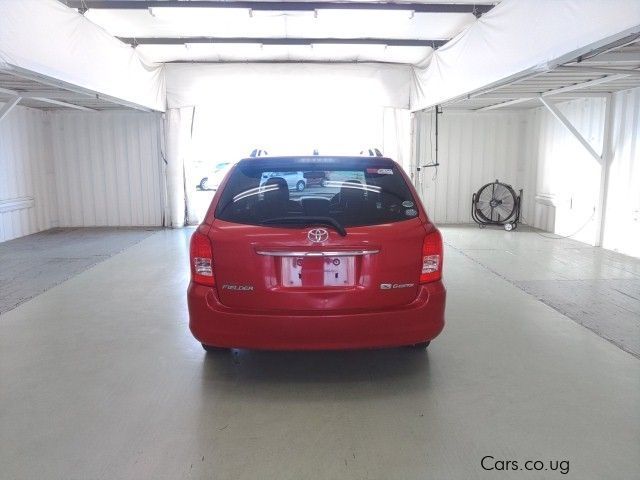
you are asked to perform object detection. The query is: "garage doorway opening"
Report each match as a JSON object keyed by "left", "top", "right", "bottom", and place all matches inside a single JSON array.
[{"left": 186, "top": 105, "right": 402, "bottom": 223}]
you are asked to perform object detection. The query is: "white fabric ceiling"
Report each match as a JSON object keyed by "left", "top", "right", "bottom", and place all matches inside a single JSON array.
[
  {"left": 165, "top": 63, "right": 412, "bottom": 109},
  {"left": 0, "top": 0, "right": 165, "bottom": 111},
  {"left": 3, "top": 0, "right": 639, "bottom": 115},
  {"left": 411, "top": 0, "right": 640, "bottom": 110},
  {"left": 84, "top": 3, "right": 486, "bottom": 65}
]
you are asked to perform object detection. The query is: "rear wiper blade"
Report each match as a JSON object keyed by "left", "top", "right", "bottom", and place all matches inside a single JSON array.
[{"left": 260, "top": 216, "right": 347, "bottom": 237}]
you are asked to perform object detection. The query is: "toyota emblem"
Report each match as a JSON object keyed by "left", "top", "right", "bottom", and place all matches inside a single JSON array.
[{"left": 307, "top": 228, "right": 329, "bottom": 243}]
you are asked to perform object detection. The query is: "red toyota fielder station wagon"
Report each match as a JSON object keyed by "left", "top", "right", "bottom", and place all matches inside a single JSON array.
[{"left": 187, "top": 155, "right": 445, "bottom": 351}]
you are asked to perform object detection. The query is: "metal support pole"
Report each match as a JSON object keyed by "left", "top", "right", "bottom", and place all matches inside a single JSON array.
[
  {"left": 434, "top": 105, "right": 440, "bottom": 167},
  {"left": 0, "top": 96, "right": 22, "bottom": 123},
  {"left": 594, "top": 94, "right": 616, "bottom": 247}
]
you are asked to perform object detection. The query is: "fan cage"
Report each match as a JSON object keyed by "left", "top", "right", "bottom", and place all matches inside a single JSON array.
[{"left": 471, "top": 180, "right": 522, "bottom": 229}]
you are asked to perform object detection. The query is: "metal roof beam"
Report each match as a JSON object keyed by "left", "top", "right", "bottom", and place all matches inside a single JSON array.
[
  {"left": 13, "top": 90, "right": 99, "bottom": 102},
  {"left": 3, "top": 67, "right": 154, "bottom": 112},
  {"left": 475, "top": 73, "right": 631, "bottom": 111},
  {"left": 556, "top": 65, "right": 640, "bottom": 77},
  {"left": 478, "top": 92, "right": 609, "bottom": 100},
  {"left": 63, "top": 1, "right": 494, "bottom": 14},
  {"left": 579, "top": 52, "right": 640, "bottom": 63},
  {"left": 0, "top": 86, "right": 96, "bottom": 111},
  {"left": 542, "top": 73, "right": 630, "bottom": 96},
  {"left": 120, "top": 37, "right": 445, "bottom": 47},
  {"left": 27, "top": 97, "right": 97, "bottom": 111},
  {"left": 475, "top": 97, "right": 531, "bottom": 111},
  {"left": 0, "top": 96, "right": 21, "bottom": 122}
]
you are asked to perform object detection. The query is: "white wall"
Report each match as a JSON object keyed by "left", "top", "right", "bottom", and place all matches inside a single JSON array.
[
  {"left": 525, "top": 90, "right": 640, "bottom": 256},
  {"left": 0, "top": 105, "right": 57, "bottom": 242},
  {"left": 602, "top": 88, "right": 640, "bottom": 257},
  {"left": 0, "top": 108, "right": 165, "bottom": 243},
  {"left": 412, "top": 89, "right": 640, "bottom": 258},
  {"left": 524, "top": 97, "right": 607, "bottom": 244},
  {"left": 412, "top": 109, "right": 530, "bottom": 224},
  {"left": 49, "top": 111, "right": 165, "bottom": 227}
]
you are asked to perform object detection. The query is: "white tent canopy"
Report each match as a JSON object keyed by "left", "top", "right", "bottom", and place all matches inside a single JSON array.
[
  {"left": 411, "top": 0, "right": 640, "bottom": 111},
  {"left": 81, "top": 1, "right": 488, "bottom": 66},
  {"left": 165, "top": 63, "right": 412, "bottom": 109},
  {"left": 0, "top": 0, "right": 165, "bottom": 112}
]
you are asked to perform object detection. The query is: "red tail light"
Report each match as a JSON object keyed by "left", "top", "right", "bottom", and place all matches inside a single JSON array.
[
  {"left": 420, "top": 229, "right": 443, "bottom": 283},
  {"left": 190, "top": 231, "right": 215, "bottom": 286}
]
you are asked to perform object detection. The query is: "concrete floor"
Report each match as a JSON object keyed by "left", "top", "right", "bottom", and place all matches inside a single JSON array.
[
  {"left": 1, "top": 226, "right": 639, "bottom": 479},
  {"left": 0, "top": 227, "right": 159, "bottom": 314}
]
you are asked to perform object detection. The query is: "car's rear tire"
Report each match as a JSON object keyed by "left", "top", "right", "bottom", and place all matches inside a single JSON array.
[
  {"left": 410, "top": 341, "right": 430, "bottom": 350},
  {"left": 201, "top": 343, "right": 228, "bottom": 353},
  {"left": 199, "top": 177, "right": 209, "bottom": 190},
  {"left": 296, "top": 180, "right": 305, "bottom": 191}
]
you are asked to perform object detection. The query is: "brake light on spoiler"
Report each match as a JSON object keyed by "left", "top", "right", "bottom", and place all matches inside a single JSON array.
[{"left": 420, "top": 229, "right": 443, "bottom": 284}]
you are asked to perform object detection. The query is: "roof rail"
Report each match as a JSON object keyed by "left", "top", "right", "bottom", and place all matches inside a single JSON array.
[
  {"left": 360, "top": 148, "right": 383, "bottom": 157},
  {"left": 249, "top": 149, "right": 269, "bottom": 157}
]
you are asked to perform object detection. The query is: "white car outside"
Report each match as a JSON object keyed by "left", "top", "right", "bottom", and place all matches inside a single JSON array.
[{"left": 259, "top": 171, "right": 307, "bottom": 191}]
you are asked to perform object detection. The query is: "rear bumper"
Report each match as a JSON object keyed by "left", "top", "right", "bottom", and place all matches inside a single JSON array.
[{"left": 188, "top": 281, "right": 445, "bottom": 350}]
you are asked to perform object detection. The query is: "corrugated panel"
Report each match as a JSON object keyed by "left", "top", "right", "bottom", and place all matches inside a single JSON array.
[
  {"left": 603, "top": 87, "right": 640, "bottom": 257},
  {"left": 413, "top": 93, "right": 638, "bottom": 257},
  {"left": 49, "top": 111, "right": 165, "bottom": 227},
  {"left": 0, "top": 105, "right": 56, "bottom": 242},
  {"left": 412, "top": 110, "right": 529, "bottom": 224}
]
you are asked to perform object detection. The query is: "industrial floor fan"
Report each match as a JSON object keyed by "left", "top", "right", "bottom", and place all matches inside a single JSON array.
[{"left": 471, "top": 180, "right": 522, "bottom": 231}]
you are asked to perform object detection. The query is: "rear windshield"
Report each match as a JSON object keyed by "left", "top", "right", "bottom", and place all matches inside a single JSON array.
[{"left": 215, "top": 157, "right": 419, "bottom": 228}]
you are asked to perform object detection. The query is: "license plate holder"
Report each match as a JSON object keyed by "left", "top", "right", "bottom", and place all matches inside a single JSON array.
[{"left": 281, "top": 256, "right": 356, "bottom": 287}]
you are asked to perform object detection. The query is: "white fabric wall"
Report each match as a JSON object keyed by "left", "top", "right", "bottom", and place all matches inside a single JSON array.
[
  {"left": 165, "top": 107, "right": 193, "bottom": 227},
  {"left": 0, "top": 105, "right": 56, "bottom": 242},
  {"left": 166, "top": 63, "right": 412, "bottom": 110},
  {"left": 49, "top": 111, "right": 166, "bottom": 227},
  {"left": 412, "top": 110, "right": 530, "bottom": 224}
]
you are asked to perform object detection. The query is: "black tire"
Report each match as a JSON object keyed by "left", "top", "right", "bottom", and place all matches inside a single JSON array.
[
  {"left": 296, "top": 180, "right": 305, "bottom": 192},
  {"left": 201, "top": 343, "right": 228, "bottom": 353},
  {"left": 199, "top": 177, "right": 209, "bottom": 190},
  {"left": 410, "top": 341, "right": 430, "bottom": 350}
]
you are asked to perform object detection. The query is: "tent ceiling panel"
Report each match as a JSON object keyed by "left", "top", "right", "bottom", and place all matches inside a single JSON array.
[
  {"left": 411, "top": 0, "right": 640, "bottom": 111},
  {"left": 138, "top": 43, "right": 434, "bottom": 64},
  {"left": 71, "top": 1, "right": 498, "bottom": 65},
  {"left": 85, "top": 9, "right": 475, "bottom": 40},
  {"left": 1, "top": 0, "right": 165, "bottom": 111}
]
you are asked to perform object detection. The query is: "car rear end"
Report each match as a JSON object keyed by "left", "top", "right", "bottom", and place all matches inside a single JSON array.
[{"left": 187, "top": 156, "right": 445, "bottom": 350}]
